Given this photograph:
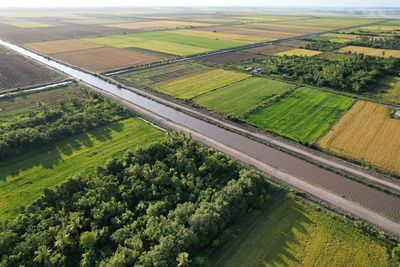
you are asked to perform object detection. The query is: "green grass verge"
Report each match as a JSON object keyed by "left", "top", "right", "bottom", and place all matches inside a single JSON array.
[
  {"left": 154, "top": 69, "right": 249, "bottom": 99},
  {"left": 0, "top": 118, "right": 164, "bottom": 221},
  {"left": 216, "top": 197, "right": 390, "bottom": 267},
  {"left": 194, "top": 77, "right": 296, "bottom": 116},
  {"left": 246, "top": 87, "right": 353, "bottom": 144},
  {"left": 376, "top": 76, "right": 400, "bottom": 103},
  {"left": 0, "top": 85, "right": 79, "bottom": 121}
]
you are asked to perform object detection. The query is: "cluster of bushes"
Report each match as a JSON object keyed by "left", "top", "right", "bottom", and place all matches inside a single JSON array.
[
  {"left": 304, "top": 39, "right": 345, "bottom": 52},
  {"left": 0, "top": 88, "right": 130, "bottom": 159},
  {"left": 348, "top": 36, "right": 400, "bottom": 50},
  {"left": 249, "top": 54, "right": 398, "bottom": 92},
  {"left": 0, "top": 133, "right": 273, "bottom": 266}
]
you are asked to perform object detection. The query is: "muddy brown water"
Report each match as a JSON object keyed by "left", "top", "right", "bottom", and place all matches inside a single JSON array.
[{"left": 1, "top": 39, "right": 399, "bottom": 222}]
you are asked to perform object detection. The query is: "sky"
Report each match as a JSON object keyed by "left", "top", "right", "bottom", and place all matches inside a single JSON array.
[{"left": 0, "top": 0, "right": 399, "bottom": 8}]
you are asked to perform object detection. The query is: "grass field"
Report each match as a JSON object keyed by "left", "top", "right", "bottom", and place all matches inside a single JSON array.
[
  {"left": 319, "top": 101, "right": 400, "bottom": 174},
  {"left": 83, "top": 31, "right": 244, "bottom": 56},
  {"left": 217, "top": 197, "right": 390, "bottom": 267},
  {"left": 104, "top": 20, "right": 213, "bottom": 30},
  {"left": 377, "top": 76, "right": 400, "bottom": 103},
  {"left": 119, "top": 62, "right": 210, "bottom": 86},
  {"left": 0, "top": 85, "right": 79, "bottom": 121},
  {"left": 0, "top": 118, "right": 163, "bottom": 221},
  {"left": 246, "top": 87, "right": 353, "bottom": 144},
  {"left": 275, "top": 48, "right": 321, "bottom": 57},
  {"left": 171, "top": 29, "right": 266, "bottom": 44},
  {"left": 337, "top": 45, "right": 400, "bottom": 58},
  {"left": 194, "top": 77, "right": 296, "bottom": 116},
  {"left": 154, "top": 69, "right": 249, "bottom": 99}
]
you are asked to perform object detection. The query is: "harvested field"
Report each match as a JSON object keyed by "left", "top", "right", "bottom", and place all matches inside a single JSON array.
[
  {"left": 104, "top": 20, "right": 213, "bottom": 30},
  {"left": 319, "top": 101, "right": 400, "bottom": 173},
  {"left": 217, "top": 198, "right": 390, "bottom": 267},
  {"left": 376, "top": 76, "right": 400, "bottom": 103},
  {"left": 201, "top": 51, "right": 263, "bottom": 64},
  {"left": 275, "top": 48, "right": 322, "bottom": 57},
  {"left": 0, "top": 84, "right": 80, "bottom": 121},
  {"left": 0, "top": 53, "right": 64, "bottom": 91},
  {"left": 246, "top": 44, "right": 292, "bottom": 55},
  {"left": 295, "top": 17, "right": 380, "bottom": 28},
  {"left": 247, "top": 87, "right": 353, "bottom": 144},
  {"left": 3, "top": 20, "right": 50, "bottom": 28},
  {"left": 337, "top": 45, "right": 400, "bottom": 58},
  {"left": 194, "top": 77, "right": 296, "bottom": 116},
  {"left": 53, "top": 47, "right": 162, "bottom": 72},
  {"left": 118, "top": 62, "right": 210, "bottom": 86},
  {"left": 0, "top": 118, "right": 163, "bottom": 220},
  {"left": 154, "top": 69, "right": 249, "bottom": 99},
  {"left": 26, "top": 39, "right": 104, "bottom": 54},
  {"left": 1, "top": 24, "right": 128, "bottom": 44}
]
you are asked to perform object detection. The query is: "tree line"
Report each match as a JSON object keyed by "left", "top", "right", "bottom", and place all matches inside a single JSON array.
[
  {"left": 247, "top": 54, "right": 398, "bottom": 93},
  {"left": 0, "top": 133, "right": 273, "bottom": 266},
  {"left": 304, "top": 39, "right": 345, "bottom": 52},
  {"left": 0, "top": 88, "right": 130, "bottom": 160},
  {"left": 348, "top": 36, "right": 400, "bottom": 50}
]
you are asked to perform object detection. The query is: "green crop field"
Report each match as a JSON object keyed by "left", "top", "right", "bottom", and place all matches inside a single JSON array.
[
  {"left": 194, "top": 77, "right": 296, "bottom": 116},
  {"left": 154, "top": 69, "right": 249, "bottom": 99},
  {"left": 376, "top": 76, "right": 400, "bottom": 103},
  {"left": 246, "top": 87, "right": 353, "bottom": 144},
  {"left": 84, "top": 31, "right": 244, "bottom": 56},
  {"left": 0, "top": 85, "right": 80, "bottom": 121},
  {"left": 118, "top": 62, "right": 211, "bottom": 87},
  {"left": 215, "top": 197, "right": 390, "bottom": 267},
  {"left": 0, "top": 118, "right": 163, "bottom": 221}
]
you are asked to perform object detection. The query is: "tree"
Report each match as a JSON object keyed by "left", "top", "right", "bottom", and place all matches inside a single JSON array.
[
  {"left": 176, "top": 252, "right": 190, "bottom": 267},
  {"left": 33, "top": 245, "right": 51, "bottom": 265},
  {"left": 54, "top": 231, "right": 72, "bottom": 252}
]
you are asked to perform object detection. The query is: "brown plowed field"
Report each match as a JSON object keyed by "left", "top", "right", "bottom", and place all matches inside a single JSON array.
[
  {"left": 1, "top": 25, "right": 131, "bottom": 44},
  {"left": 26, "top": 39, "right": 104, "bottom": 54},
  {"left": 52, "top": 47, "right": 162, "bottom": 72},
  {"left": 0, "top": 53, "right": 64, "bottom": 91},
  {"left": 201, "top": 51, "right": 263, "bottom": 64},
  {"left": 246, "top": 45, "right": 292, "bottom": 55}
]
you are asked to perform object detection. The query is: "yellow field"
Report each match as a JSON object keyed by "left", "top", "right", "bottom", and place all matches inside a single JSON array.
[
  {"left": 337, "top": 45, "right": 400, "bottom": 58},
  {"left": 275, "top": 48, "right": 322, "bottom": 57},
  {"left": 360, "top": 25, "right": 400, "bottom": 32},
  {"left": 171, "top": 29, "right": 266, "bottom": 44},
  {"left": 319, "top": 101, "right": 400, "bottom": 174},
  {"left": 26, "top": 39, "right": 104, "bottom": 54},
  {"left": 104, "top": 20, "right": 212, "bottom": 30},
  {"left": 3, "top": 20, "right": 50, "bottom": 28}
]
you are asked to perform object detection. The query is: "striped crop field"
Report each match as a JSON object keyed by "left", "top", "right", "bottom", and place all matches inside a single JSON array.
[
  {"left": 154, "top": 69, "right": 249, "bottom": 99},
  {"left": 246, "top": 87, "right": 353, "bottom": 144},
  {"left": 275, "top": 48, "right": 322, "bottom": 57},
  {"left": 194, "top": 77, "right": 296, "bottom": 116},
  {"left": 319, "top": 101, "right": 400, "bottom": 174}
]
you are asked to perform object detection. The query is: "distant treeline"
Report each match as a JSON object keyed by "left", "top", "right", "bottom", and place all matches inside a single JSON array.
[
  {"left": 0, "top": 133, "right": 272, "bottom": 266},
  {"left": 348, "top": 36, "right": 400, "bottom": 50},
  {"left": 0, "top": 88, "right": 130, "bottom": 159},
  {"left": 250, "top": 54, "right": 398, "bottom": 93}
]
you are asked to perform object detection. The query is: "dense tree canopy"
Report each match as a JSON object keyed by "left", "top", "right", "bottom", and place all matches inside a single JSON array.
[
  {"left": 246, "top": 54, "right": 398, "bottom": 92},
  {"left": 348, "top": 36, "right": 400, "bottom": 50},
  {"left": 304, "top": 40, "right": 345, "bottom": 52},
  {"left": 0, "top": 133, "right": 273, "bottom": 266},
  {"left": 0, "top": 88, "right": 130, "bottom": 159}
]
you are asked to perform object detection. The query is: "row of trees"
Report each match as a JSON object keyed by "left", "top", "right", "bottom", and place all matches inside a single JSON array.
[
  {"left": 0, "top": 133, "right": 273, "bottom": 266},
  {"left": 304, "top": 39, "right": 345, "bottom": 52},
  {"left": 249, "top": 54, "right": 398, "bottom": 92},
  {"left": 348, "top": 36, "right": 400, "bottom": 50},
  {"left": 0, "top": 88, "right": 130, "bottom": 159}
]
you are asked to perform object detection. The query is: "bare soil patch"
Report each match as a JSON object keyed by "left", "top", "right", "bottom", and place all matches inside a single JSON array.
[
  {"left": 53, "top": 47, "right": 162, "bottom": 72},
  {"left": 0, "top": 53, "right": 64, "bottom": 91}
]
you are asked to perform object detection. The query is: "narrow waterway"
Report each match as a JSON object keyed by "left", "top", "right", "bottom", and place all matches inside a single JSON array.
[{"left": 1, "top": 39, "right": 399, "bottom": 225}]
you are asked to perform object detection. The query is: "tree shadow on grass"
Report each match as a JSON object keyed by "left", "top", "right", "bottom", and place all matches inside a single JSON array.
[{"left": 0, "top": 121, "right": 125, "bottom": 181}]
